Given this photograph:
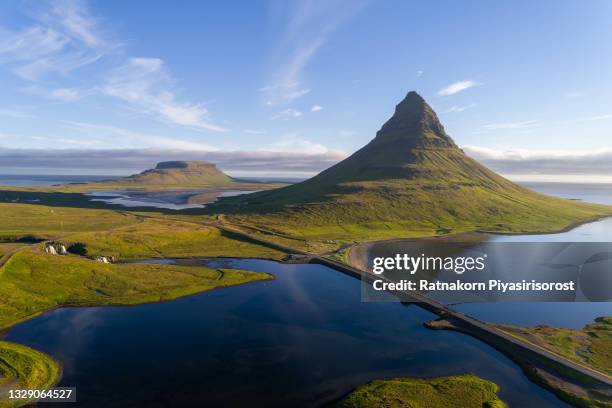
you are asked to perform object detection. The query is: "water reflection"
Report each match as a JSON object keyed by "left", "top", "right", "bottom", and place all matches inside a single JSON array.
[{"left": 6, "top": 259, "right": 566, "bottom": 407}]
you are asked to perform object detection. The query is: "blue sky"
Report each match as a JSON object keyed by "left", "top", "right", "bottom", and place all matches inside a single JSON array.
[{"left": 1, "top": 0, "right": 612, "bottom": 179}]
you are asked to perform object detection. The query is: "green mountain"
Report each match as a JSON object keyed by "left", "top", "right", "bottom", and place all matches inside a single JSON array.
[
  {"left": 118, "top": 161, "right": 233, "bottom": 186},
  {"left": 92, "top": 161, "right": 234, "bottom": 188},
  {"left": 218, "top": 91, "right": 611, "bottom": 241}
]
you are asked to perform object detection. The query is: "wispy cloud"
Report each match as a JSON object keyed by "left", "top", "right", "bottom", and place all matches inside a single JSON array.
[
  {"left": 0, "top": 0, "right": 110, "bottom": 81},
  {"left": 337, "top": 129, "right": 355, "bottom": 138},
  {"left": 446, "top": 103, "right": 476, "bottom": 113},
  {"left": 437, "top": 80, "right": 479, "bottom": 96},
  {"left": 102, "top": 58, "right": 228, "bottom": 132},
  {"left": 268, "top": 135, "right": 340, "bottom": 155},
  {"left": 311, "top": 105, "right": 323, "bottom": 112},
  {"left": 284, "top": 87, "right": 311, "bottom": 100},
  {"left": 22, "top": 85, "right": 82, "bottom": 101},
  {"left": 0, "top": 108, "right": 36, "bottom": 119},
  {"left": 564, "top": 91, "right": 584, "bottom": 99},
  {"left": 416, "top": 70, "right": 423, "bottom": 77},
  {"left": 270, "top": 108, "right": 303, "bottom": 120},
  {"left": 581, "top": 113, "right": 612, "bottom": 122},
  {"left": 262, "top": 1, "right": 367, "bottom": 104},
  {"left": 482, "top": 120, "right": 538, "bottom": 130},
  {"left": 244, "top": 129, "right": 266, "bottom": 135},
  {"left": 63, "top": 120, "right": 219, "bottom": 150}
]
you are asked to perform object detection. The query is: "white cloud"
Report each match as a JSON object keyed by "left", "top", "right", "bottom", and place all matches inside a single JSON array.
[
  {"left": 23, "top": 85, "right": 82, "bottom": 101},
  {"left": 46, "top": 0, "right": 107, "bottom": 48},
  {"left": 437, "top": 80, "right": 479, "bottom": 96},
  {"left": 102, "top": 58, "right": 228, "bottom": 132},
  {"left": 582, "top": 113, "right": 612, "bottom": 122},
  {"left": 284, "top": 87, "right": 311, "bottom": 100},
  {"left": 446, "top": 103, "right": 476, "bottom": 113},
  {"left": 262, "top": 1, "right": 366, "bottom": 104},
  {"left": 270, "top": 108, "right": 303, "bottom": 120},
  {"left": 337, "top": 129, "right": 355, "bottom": 138},
  {"left": 0, "top": 26, "right": 68, "bottom": 61},
  {"left": 416, "top": 70, "right": 423, "bottom": 77},
  {"left": 564, "top": 91, "right": 584, "bottom": 99},
  {"left": 244, "top": 129, "right": 266, "bottom": 135},
  {"left": 268, "top": 135, "right": 343, "bottom": 155},
  {"left": 63, "top": 120, "right": 219, "bottom": 151},
  {"left": 49, "top": 87, "right": 81, "bottom": 101},
  {"left": 0, "top": 108, "right": 35, "bottom": 119},
  {"left": 0, "top": 0, "right": 110, "bottom": 81},
  {"left": 311, "top": 105, "right": 323, "bottom": 112},
  {"left": 482, "top": 120, "right": 538, "bottom": 130}
]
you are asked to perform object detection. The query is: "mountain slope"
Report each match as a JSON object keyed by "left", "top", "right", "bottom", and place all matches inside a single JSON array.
[{"left": 216, "top": 92, "right": 612, "bottom": 241}]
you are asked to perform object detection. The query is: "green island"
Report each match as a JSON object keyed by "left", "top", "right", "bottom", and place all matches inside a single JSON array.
[
  {"left": 1, "top": 92, "right": 611, "bottom": 407},
  {"left": 336, "top": 374, "right": 506, "bottom": 408},
  {"left": 0, "top": 341, "right": 61, "bottom": 408}
]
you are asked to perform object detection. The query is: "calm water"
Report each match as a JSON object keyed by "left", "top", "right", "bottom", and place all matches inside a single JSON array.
[
  {"left": 87, "top": 189, "right": 254, "bottom": 210},
  {"left": 5, "top": 259, "right": 566, "bottom": 407},
  {"left": 363, "top": 183, "right": 612, "bottom": 328}
]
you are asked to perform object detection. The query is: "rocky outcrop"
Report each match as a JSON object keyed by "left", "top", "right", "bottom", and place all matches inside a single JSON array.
[
  {"left": 44, "top": 242, "right": 67, "bottom": 255},
  {"left": 44, "top": 241, "right": 114, "bottom": 264},
  {"left": 92, "top": 255, "right": 114, "bottom": 264}
]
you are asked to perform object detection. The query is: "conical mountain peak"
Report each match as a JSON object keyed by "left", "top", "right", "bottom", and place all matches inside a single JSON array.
[{"left": 374, "top": 91, "right": 457, "bottom": 148}]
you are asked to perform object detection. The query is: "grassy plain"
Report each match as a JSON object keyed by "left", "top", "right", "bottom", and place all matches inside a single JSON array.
[
  {"left": 0, "top": 202, "right": 140, "bottom": 241},
  {"left": 497, "top": 317, "right": 612, "bottom": 375},
  {"left": 336, "top": 374, "right": 506, "bottom": 408},
  {"left": 0, "top": 248, "right": 272, "bottom": 330},
  {"left": 0, "top": 341, "right": 61, "bottom": 408},
  {"left": 62, "top": 218, "right": 285, "bottom": 260}
]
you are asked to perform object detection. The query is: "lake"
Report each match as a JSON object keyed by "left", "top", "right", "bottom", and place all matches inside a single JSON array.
[
  {"left": 87, "top": 189, "right": 254, "bottom": 210},
  {"left": 4, "top": 259, "right": 566, "bottom": 407},
  {"left": 360, "top": 182, "right": 612, "bottom": 328}
]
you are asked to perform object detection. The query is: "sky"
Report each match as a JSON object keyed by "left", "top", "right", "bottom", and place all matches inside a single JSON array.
[{"left": 1, "top": 0, "right": 612, "bottom": 180}]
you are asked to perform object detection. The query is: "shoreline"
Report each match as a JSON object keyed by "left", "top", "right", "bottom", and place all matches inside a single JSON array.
[
  {"left": 345, "top": 215, "right": 612, "bottom": 271},
  {"left": 0, "top": 258, "right": 285, "bottom": 332}
]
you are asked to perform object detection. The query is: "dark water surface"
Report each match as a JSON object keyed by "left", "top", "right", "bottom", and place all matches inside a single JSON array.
[{"left": 5, "top": 259, "right": 566, "bottom": 407}]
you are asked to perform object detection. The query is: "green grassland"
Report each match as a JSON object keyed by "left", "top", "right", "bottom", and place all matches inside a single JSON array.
[
  {"left": 497, "top": 317, "right": 612, "bottom": 375},
  {"left": 336, "top": 374, "right": 506, "bottom": 408},
  {"left": 0, "top": 203, "right": 141, "bottom": 241},
  {"left": 0, "top": 248, "right": 272, "bottom": 330},
  {"left": 0, "top": 341, "right": 61, "bottom": 408},
  {"left": 62, "top": 218, "right": 286, "bottom": 260},
  {"left": 215, "top": 175, "right": 612, "bottom": 251}
]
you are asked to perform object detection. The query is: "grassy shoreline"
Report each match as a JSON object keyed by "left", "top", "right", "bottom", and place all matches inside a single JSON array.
[
  {"left": 0, "top": 341, "right": 62, "bottom": 408},
  {"left": 0, "top": 248, "right": 274, "bottom": 331}
]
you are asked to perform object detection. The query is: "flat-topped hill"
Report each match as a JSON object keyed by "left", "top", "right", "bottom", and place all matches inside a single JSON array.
[
  {"left": 215, "top": 91, "right": 612, "bottom": 241},
  {"left": 83, "top": 160, "right": 234, "bottom": 189},
  {"left": 121, "top": 161, "right": 233, "bottom": 186}
]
